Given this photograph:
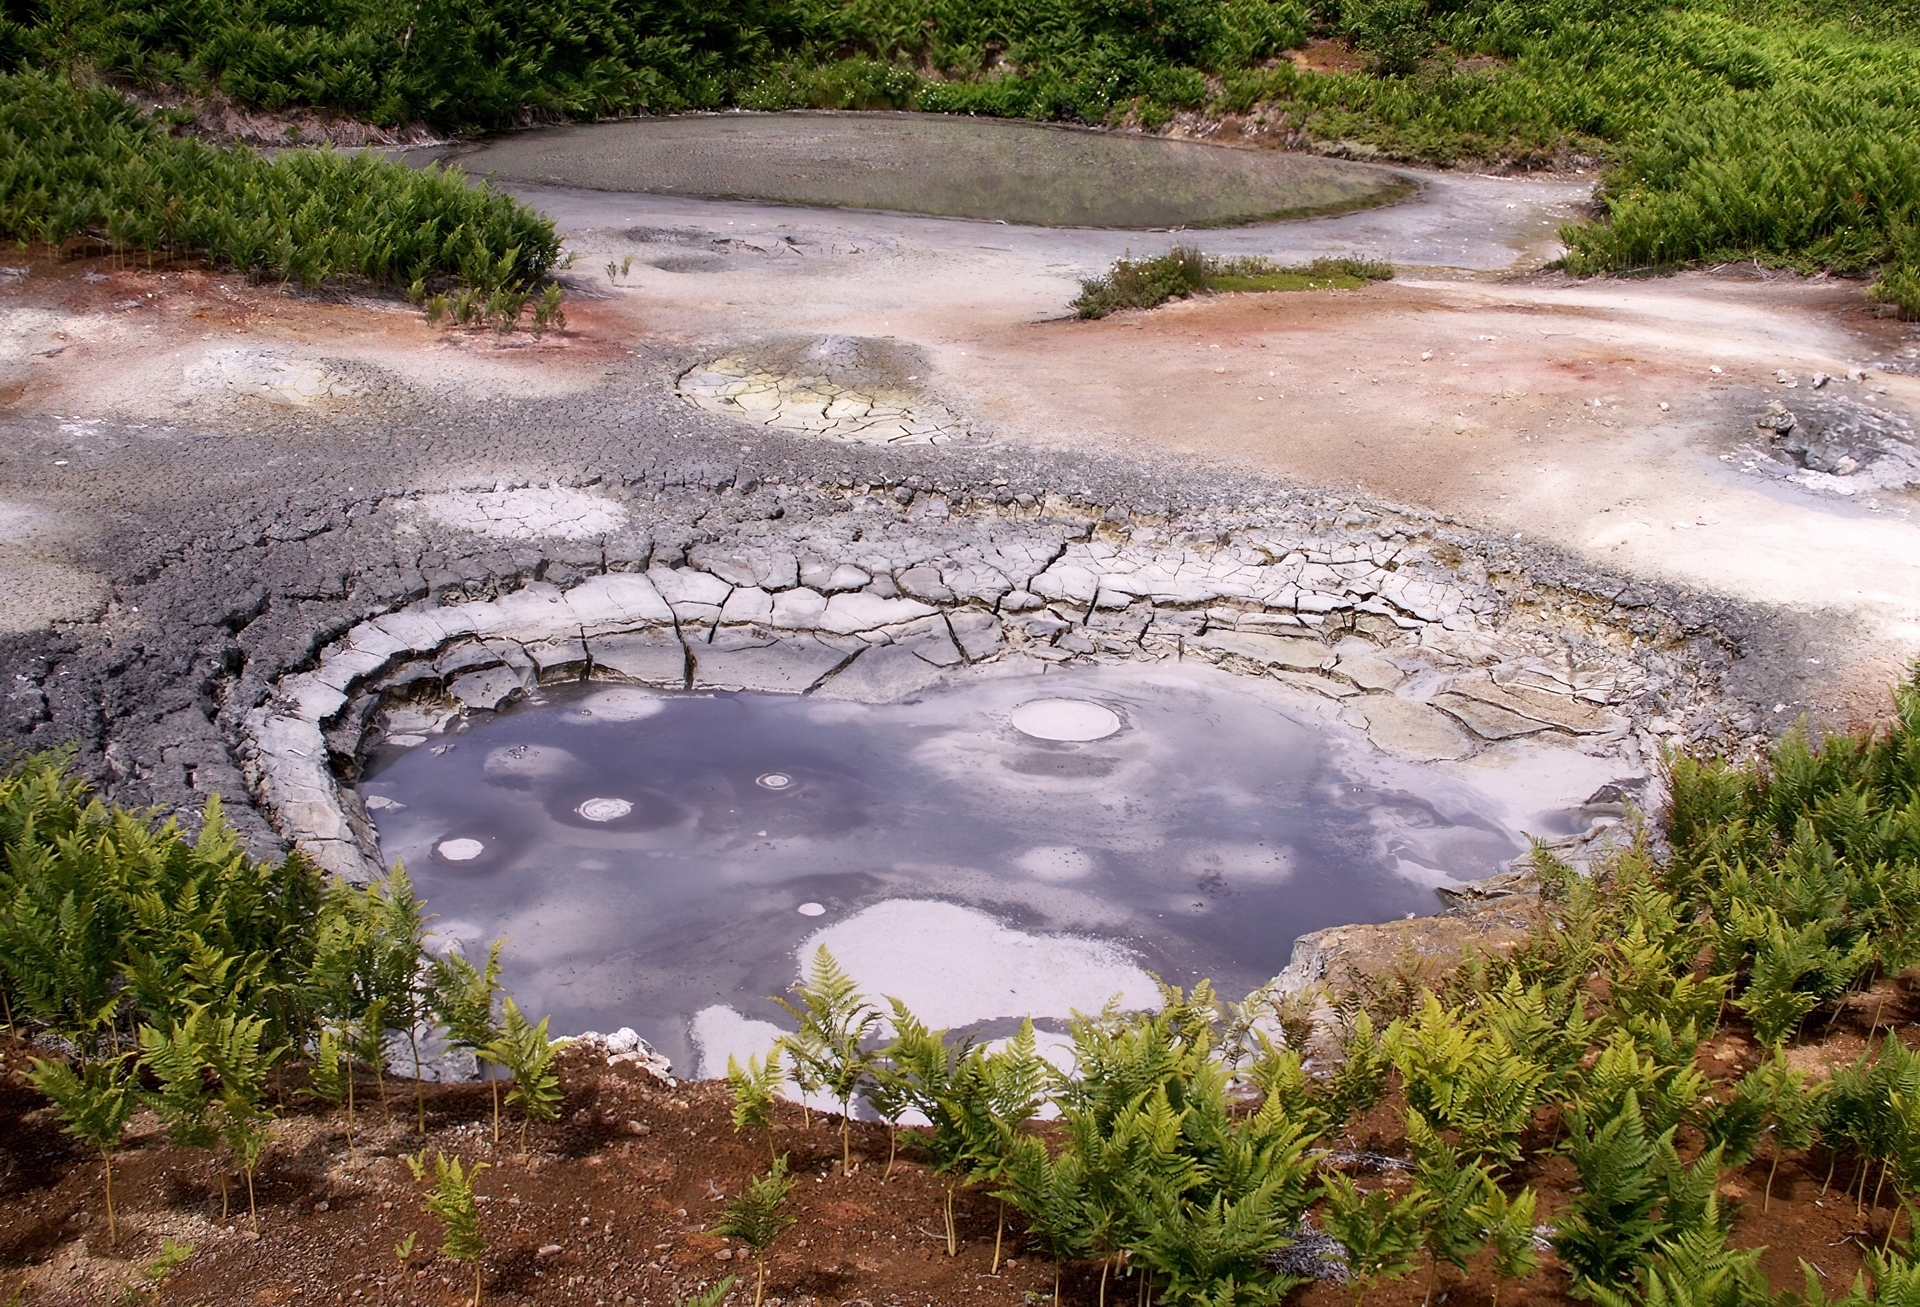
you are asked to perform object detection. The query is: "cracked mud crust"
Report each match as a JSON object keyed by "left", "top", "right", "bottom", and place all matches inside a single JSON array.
[{"left": 232, "top": 468, "right": 1705, "bottom": 882}]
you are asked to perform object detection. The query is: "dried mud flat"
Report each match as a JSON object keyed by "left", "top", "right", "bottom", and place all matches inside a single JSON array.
[{"left": 3, "top": 982, "right": 1917, "bottom": 1307}]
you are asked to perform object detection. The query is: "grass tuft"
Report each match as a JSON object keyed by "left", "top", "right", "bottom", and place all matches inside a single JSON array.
[{"left": 1072, "top": 247, "right": 1392, "bottom": 317}]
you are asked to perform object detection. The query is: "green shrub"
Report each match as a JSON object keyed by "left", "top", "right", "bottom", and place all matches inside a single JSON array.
[{"left": 0, "top": 72, "right": 560, "bottom": 295}]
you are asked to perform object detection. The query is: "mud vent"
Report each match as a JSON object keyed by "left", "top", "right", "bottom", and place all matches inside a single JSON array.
[{"left": 678, "top": 335, "right": 967, "bottom": 445}]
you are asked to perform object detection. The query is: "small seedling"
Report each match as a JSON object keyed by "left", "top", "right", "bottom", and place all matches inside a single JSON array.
[
  {"left": 131, "top": 1237, "right": 193, "bottom": 1302},
  {"left": 713, "top": 1156, "right": 797, "bottom": 1307},
  {"left": 394, "top": 1230, "right": 417, "bottom": 1263},
  {"left": 407, "top": 1151, "right": 489, "bottom": 1306},
  {"left": 675, "top": 1278, "right": 735, "bottom": 1307}
]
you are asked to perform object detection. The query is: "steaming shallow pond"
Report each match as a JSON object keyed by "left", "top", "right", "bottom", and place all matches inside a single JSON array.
[
  {"left": 438, "top": 111, "right": 1410, "bottom": 228},
  {"left": 361, "top": 665, "right": 1600, "bottom": 1075}
]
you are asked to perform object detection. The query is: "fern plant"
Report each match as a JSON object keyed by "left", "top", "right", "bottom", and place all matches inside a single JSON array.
[
  {"left": 431, "top": 940, "right": 506, "bottom": 1141},
  {"left": 26, "top": 1053, "right": 139, "bottom": 1246},
  {"left": 1479, "top": 1183, "right": 1541, "bottom": 1307},
  {"left": 1320, "top": 1173, "right": 1429, "bottom": 1307},
  {"left": 305, "top": 1025, "right": 357, "bottom": 1158},
  {"left": 1387, "top": 995, "right": 1546, "bottom": 1169},
  {"left": 777, "top": 946, "right": 882, "bottom": 1176},
  {"left": 1322, "top": 1010, "right": 1392, "bottom": 1134},
  {"left": 1555, "top": 1092, "right": 1668, "bottom": 1294},
  {"left": 407, "top": 1151, "right": 490, "bottom": 1307},
  {"left": 728, "top": 1050, "right": 783, "bottom": 1165},
  {"left": 713, "top": 1155, "right": 797, "bottom": 1307},
  {"left": 485, "top": 996, "right": 561, "bottom": 1152}
]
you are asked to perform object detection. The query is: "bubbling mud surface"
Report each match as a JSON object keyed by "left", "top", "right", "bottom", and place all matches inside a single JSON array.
[
  {"left": 361, "top": 664, "right": 1602, "bottom": 1073},
  {"left": 440, "top": 111, "right": 1409, "bottom": 228}
]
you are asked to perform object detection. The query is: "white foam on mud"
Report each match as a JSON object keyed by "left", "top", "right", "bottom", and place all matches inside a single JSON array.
[
  {"left": 438, "top": 838, "right": 485, "bottom": 860},
  {"left": 576, "top": 797, "right": 633, "bottom": 821},
  {"left": 1010, "top": 698, "right": 1123, "bottom": 741},
  {"left": 801, "top": 899, "right": 1158, "bottom": 1030}
]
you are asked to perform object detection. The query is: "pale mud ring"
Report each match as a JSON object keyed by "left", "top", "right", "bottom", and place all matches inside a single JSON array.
[
  {"left": 239, "top": 478, "right": 1721, "bottom": 889},
  {"left": 677, "top": 335, "right": 968, "bottom": 445}
]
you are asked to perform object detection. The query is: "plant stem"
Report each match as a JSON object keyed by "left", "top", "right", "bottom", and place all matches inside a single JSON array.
[
  {"left": 944, "top": 1183, "right": 957, "bottom": 1256},
  {"left": 884, "top": 1126, "right": 896, "bottom": 1181},
  {"left": 842, "top": 1113, "right": 852, "bottom": 1176},
  {"left": 992, "top": 1199, "right": 1004, "bottom": 1274},
  {"left": 1100, "top": 1256, "right": 1110, "bottom": 1307},
  {"left": 472, "top": 1258, "right": 483, "bottom": 1307},
  {"left": 490, "top": 1076, "right": 500, "bottom": 1147},
  {"left": 409, "top": 1027, "right": 426, "bottom": 1136},
  {"left": 1766, "top": 1146, "right": 1781, "bottom": 1212},
  {"left": 754, "top": 1253, "right": 766, "bottom": 1307},
  {"left": 103, "top": 1151, "right": 116, "bottom": 1247}
]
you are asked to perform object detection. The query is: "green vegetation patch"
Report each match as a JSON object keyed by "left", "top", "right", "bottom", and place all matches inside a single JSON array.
[
  {"left": 6, "top": 0, "right": 1920, "bottom": 310},
  {"left": 0, "top": 71, "right": 560, "bottom": 298},
  {"left": 1073, "top": 246, "right": 1393, "bottom": 317}
]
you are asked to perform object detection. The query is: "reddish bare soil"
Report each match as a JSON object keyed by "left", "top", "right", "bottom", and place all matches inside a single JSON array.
[{"left": 2, "top": 984, "right": 1914, "bottom": 1307}]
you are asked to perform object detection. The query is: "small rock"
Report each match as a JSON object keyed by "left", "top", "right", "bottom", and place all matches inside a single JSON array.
[
  {"left": 314, "top": 1200, "right": 330, "bottom": 1212},
  {"left": 1754, "top": 401, "right": 1795, "bottom": 436},
  {"left": 1811, "top": 372, "right": 1830, "bottom": 389},
  {"left": 1848, "top": 367, "right": 1866, "bottom": 382},
  {"left": 625, "top": 1120, "right": 650, "bottom": 1136},
  {"left": 716, "top": 1248, "right": 735, "bottom": 1261},
  {"left": 537, "top": 1244, "right": 564, "bottom": 1260},
  {"left": 892, "top": 485, "right": 914, "bottom": 504}
]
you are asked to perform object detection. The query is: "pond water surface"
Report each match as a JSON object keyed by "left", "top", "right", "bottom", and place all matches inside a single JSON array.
[
  {"left": 438, "top": 111, "right": 1410, "bottom": 228},
  {"left": 362, "top": 665, "right": 1549, "bottom": 1075}
]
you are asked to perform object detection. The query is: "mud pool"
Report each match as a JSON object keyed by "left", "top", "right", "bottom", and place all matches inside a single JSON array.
[
  {"left": 360, "top": 665, "right": 1597, "bottom": 1076},
  {"left": 437, "top": 111, "right": 1407, "bottom": 228}
]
